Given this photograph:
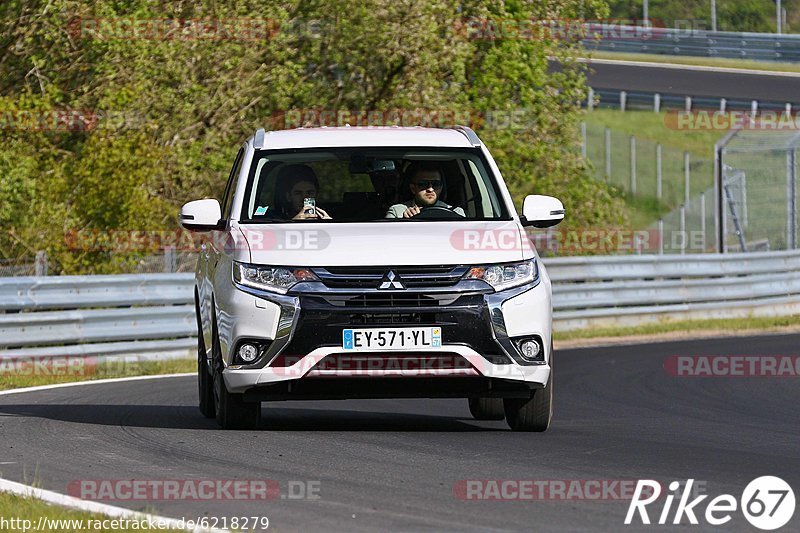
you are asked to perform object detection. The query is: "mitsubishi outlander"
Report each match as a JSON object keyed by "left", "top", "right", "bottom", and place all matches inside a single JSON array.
[{"left": 180, "top": 126, "right": 564, "bottom": 431}]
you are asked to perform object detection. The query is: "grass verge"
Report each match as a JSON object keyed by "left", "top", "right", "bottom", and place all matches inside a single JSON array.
[
  {"left": 588, "top": 50, "right": 800, "bottom": 74},
  {"left": 0, "top": 492, "right": 181, "bottom": 532},
  {"left": 555, "top": 315, "right": 800, "bottom": 341},
  {"left": 0, "top": 358, "right": 195, "bottom": 392}
]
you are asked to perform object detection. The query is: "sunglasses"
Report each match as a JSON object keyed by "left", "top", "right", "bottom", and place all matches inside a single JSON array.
[{"left": 412, "top": 180, "right": 443, "bottom": 189}]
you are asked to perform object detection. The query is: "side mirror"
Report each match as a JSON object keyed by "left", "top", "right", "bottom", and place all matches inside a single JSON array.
[
  {"left": 521, "top": 195, "right": 565, "bottom": 228},
  {"left": 180, "top": 199, "right": 223, "bottom": 231}
]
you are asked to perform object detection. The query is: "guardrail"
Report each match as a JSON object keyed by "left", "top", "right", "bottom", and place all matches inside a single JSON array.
[
  {"left": 1, "top": 251, "right": 799, "bottom": 363},
  {"left": 546, "top": 250, "right": 800, "bottom": 330},
  {"left": 584, "top": 27, "right": 800, "bottom": 62}
]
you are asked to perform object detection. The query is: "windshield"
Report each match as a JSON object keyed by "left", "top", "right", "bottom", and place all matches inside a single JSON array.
[{"left": 239, "top": 147, "right": 510, "bottom": 223}]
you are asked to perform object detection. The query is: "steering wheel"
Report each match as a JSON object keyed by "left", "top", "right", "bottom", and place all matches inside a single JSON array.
[{"left": 411, "top": 206, "right": 465, "bottom": 220}]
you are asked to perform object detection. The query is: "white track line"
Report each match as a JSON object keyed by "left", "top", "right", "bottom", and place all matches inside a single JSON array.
[
  {"left": 0, "top": 374, "right": 226, "bottom": 532},
  {"left": 0, "top": 478, "right": 227, "bottom": 532},
  {"left": 578, "top": 56, "right": 800, "bottom": 78},
  {"left": 0, "top": 373, "right": 194, "bottom": 397}
]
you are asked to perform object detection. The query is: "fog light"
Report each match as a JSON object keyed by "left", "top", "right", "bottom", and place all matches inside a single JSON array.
[
  {"left": 238, "top": 343, "right": 259, "bottom": 363},
  {"left": 518, "top": 339, "right": 541, "bottom": 362}
]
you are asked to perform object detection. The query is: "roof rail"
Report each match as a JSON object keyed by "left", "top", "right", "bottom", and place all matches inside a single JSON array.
[
  {"left": 454, "top": 125, "right": 481, "bottom": 147},
  {"left": 253, "top": 128, "right": 266, "bottom": 149}
]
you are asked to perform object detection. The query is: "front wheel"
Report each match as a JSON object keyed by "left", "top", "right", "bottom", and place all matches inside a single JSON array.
[
  {"left": 213, "top": 370, "right": 261, "bottom": 430},
  {"left": 196, "top": 300, "right": 215, "bottom": 418},
  {"left": 210, "top": 309, "right": 260, "bottom": 430},
  {"left": 504, "top": 361, "right": 553, "bottom": 432},
  {"left": 468, "top": 397, "right": 505, "bottom": 420}
]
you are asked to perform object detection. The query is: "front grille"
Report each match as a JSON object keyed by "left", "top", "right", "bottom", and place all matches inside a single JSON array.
[
  {"left": 322, "top": 293, "right": 460, "bottom": 308},
  {"left": 313, "top": 266, "right": 467, "bottom": 289}
]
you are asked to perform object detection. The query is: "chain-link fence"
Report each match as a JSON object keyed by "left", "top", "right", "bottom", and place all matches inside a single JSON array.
[
  {"left": 582, "top": 120, "right": 716, "bottom": 253},
  {"left": 0, "top": 249, "right": 198, "bottom": 277},
  {"left": 718, "top": 130, "right": 799, "bottom": 252}
]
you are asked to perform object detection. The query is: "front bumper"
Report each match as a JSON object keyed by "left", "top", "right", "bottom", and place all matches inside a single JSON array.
[{"left": 220, "top": 278, "right": 552, "bottom": 395}]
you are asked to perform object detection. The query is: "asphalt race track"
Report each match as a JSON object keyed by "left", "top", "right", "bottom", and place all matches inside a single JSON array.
[
  {"left": 1, "top": 333, "right": 798, "bottom": 531},
  {"left": 584, "top": 60, "right": 800, "bottom": 104}
]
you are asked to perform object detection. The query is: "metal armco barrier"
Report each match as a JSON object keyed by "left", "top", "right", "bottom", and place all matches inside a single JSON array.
[
  {"left": 0, "top": 274, "right": 196, "bottom": 361},
  {"left": 546, "top": 249, "right": 800, "bottom": 330},
  {"left": 584, "top": 26, "right": 800, "bottom": 62},
  {"left": 2, "top": 250, "right": 800, "bottom": 362}
]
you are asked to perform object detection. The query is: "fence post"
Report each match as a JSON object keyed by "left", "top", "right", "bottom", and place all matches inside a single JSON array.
[
  {"left": 680, "top": 205, "right": 686, "bottom": 255},
  {"left": 164, "top": 246, "right": 176, "bottom": 273},
  {"left": 788, "top": 149, "right": 797, "bottom": 249},
  {"left": 630, "top": 136, "right": 637, "bottom": 195},
  {"left": 656, "top": 143, "right": 662, "bottom": 199},
  {"left": 620, "top": 91, "right": 627, "bottom": 112},
  {"left": 700, "top": 192, "right": 706, "bottom": 252},
  {"left": 604, "top": 127, "right": 611, "bottom": 181},
  {"left": 580, "top": 121, "right": 587, "bottom": 159},
  {"left": 34, "top": 250, "right": 48, "bottom": 276},
  {"left": 587, "top": 88, "right": 594, "bottom": 111},
  {"left": 654, "top": 93, "right": 661, "bottom": 113},
  {"left": 684, "top": 151, "right": 691, "bottom": 206}
]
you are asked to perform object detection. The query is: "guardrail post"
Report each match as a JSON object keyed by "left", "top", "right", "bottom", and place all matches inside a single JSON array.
[
  {"left": 587, "top": 88, "right": 594, "bottom": 111},
  {"left": 580, "top": 121, "right": 587, "bottom": 159},
  {"left": 685, "top": 96, "right": 692, "bottom": 112},
  {"left": 34, "top": 251, "right": 48, "bottom": 276},
  {"left": 720, "top": 98, "right": 727, "bottom": 113},
  {"left": 654, "top": 93, "right": 661, "bottom": 113},
  {"left": 786, "top": 103, "right": 792, "bottom": 118},
  {"left": 656, "top": 144, "right": 662, "bottom": 199},
  {"left": 751, "top": 100, "right": 758, "bottom": 119},
  {"left": 604, "top": 127, "right": 611, "bottom": 181},
  {"left": 164, "top": 246, "right": 177, "bottom": 273},
  {"left": 630, "top": 136, "right": 637, "bottom": 195},
  {"left": 684, "top": 151, "right": 691, "bottom": 205},
  {"left": 658, "top": 219, "right": 664, "bottom": 255},
  {"left": 620, "top": 91, "right": 627, "bottom": 112}
]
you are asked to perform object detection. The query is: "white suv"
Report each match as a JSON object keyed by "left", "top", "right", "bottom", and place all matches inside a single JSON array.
[{"left": 181, "top": 126, "right": 564, "bottom": 431}]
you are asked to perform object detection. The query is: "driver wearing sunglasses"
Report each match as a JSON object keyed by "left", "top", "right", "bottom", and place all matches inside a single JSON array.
[{"left": 385, "top": 162, "right": 465, "bottom": 219}]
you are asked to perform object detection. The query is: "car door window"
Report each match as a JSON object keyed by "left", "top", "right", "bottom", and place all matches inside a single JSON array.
[{"left": 220, "top": 148, "right": 245, "bottom": 221}]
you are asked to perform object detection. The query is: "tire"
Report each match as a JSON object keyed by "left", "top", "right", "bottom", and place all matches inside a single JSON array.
[
  {"left": 468, "top": 397, "right": 505, "bottom": 420},
  {"left": 504, "top": 353, "right": 553, "bottom": 432},
  {"left": 210, "top": 306, "right": 260, "bottom": 430},
  {"left": 196, "top": 297, "right": 215, "bottom": 418}
]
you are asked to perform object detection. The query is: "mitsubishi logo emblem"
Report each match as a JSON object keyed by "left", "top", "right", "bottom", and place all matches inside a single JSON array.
[{"left": 378, "top": 270, "right": 405, "bottom": 290}]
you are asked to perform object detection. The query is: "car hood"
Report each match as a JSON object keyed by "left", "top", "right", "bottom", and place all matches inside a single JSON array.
[{"left": 236, "top": 221, "right": 532, "bottom": 267}]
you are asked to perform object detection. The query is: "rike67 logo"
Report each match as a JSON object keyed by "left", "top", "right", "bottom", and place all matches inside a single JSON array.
[{"left": 625, "top": 477, "right": 795, "bottom": 530}]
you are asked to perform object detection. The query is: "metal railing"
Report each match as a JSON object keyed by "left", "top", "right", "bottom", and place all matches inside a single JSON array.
[
  {"left": 547, "top": 249, "right": 800, "bottom": 330},
  {"left": 584, "top": 26, "right": 800, "bottom": 62},
  {"left": 1, "top": 250, "right": 798, "bottom": 363}
]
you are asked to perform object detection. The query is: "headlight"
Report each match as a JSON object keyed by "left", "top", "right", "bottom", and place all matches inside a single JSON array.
[
  {"left": 233, "top": 262, "right": 318, "bottom": 294},
  {"left": 464, "top": 259, "right": 538, "bottom": 291}
]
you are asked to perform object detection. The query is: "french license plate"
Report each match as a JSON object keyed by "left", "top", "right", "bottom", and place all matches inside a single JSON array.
[{"left": 342, "top": 327, "right": 442, "bottom": 351}]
